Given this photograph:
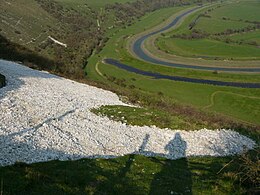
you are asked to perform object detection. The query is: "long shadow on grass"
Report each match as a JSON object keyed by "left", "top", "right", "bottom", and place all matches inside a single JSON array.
[
  {"left": 149, "top": 133, "right": 192, "bottom": 194},
  {"left": 0, "top": 131, "right": 239, "bottom": 194},
  {"left": 0, "top": 132, "right": 147, "bottom": 194},
  {"left": 114, "top": 133, "right": 192, "bottom": 194},
  {"left": 0, "top": 133, "right": 192, "bottom": 194}
]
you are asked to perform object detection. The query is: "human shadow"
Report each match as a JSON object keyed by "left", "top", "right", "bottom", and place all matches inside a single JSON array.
[
  {"left": 0, "top": 124, "right": 192, "bottom": 194},
  {"left": 145, "top": 133, "right": 192, "bottom": 194},
  {"left": 0, "top": 128, "right": 150, "bottom": 194},
  {"left": 117, "top": 133, "right": 192, "bottom": 194}
]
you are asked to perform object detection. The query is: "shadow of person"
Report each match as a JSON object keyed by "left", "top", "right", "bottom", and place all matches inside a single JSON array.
[
  {"left": 165, "top": 132, "right": 187, "bottom": 159},
  {"left": 149, "top": 133, "right": 192, "bottom": 195},
  {"left": 118, "top": 134, "right": 150, "bottom": 178}
]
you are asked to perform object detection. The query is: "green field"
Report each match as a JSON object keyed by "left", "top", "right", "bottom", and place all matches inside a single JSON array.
[
  {"left": 209, "top": 0, "right": 260, "bottom": 21},
  {"left": 193, "top": 17, "right": 250, "bottom": 33},
  {"left": 155, "top": 0, "right": 260, "bottom": 60},
  {"left": 230, "top": 30, "right": 260, "bottom": 45},
  {"left": 156, "top": 37, "right": 260, "bottom": 59}
]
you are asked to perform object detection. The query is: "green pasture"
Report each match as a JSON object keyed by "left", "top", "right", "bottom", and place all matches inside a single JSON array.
[
  {"left": 156, "top": 37, "right": 260, "bottom": 59},
  {"left": 194, "top": 17, "right": 250, "bottom": 33},
  {"left": 208, "top": 91, "right": 260, "bottom": 125},
  {"left": 155, "top": 0, "right": 260, "bottom": 60},
  {"left": 208, "top": 0, "right": 260, "bottom": 21},
  {"left": 230, "top": 30, "right": 260, "bottom": 45}
]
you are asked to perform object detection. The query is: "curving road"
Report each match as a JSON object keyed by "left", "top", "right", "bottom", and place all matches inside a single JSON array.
[
  {"left": 104, "top": 6, "right": 260, "bottom": 88},
  {"left": 104, "top": 59, "right": 260, "bottom": 88},
  {"left": 132, "top": 7, "right": 260, "bottom": 73}
]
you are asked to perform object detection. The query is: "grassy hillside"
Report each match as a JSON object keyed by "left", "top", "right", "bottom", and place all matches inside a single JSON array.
[
  {"left": 0, "top": 0, "right": 58, "bottom": 46},
  {"left": 1, "top": 153, "right": 258, "bottom": 194},
  {"left": 55, "top": 0, "right": 137, "bottom": 9}
]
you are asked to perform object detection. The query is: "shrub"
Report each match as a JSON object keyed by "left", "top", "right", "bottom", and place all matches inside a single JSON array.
[{"left": 0, "top": 74, "right": 5, "bottom": 88}]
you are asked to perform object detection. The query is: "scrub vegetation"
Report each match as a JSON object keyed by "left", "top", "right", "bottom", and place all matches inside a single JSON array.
[{"left": 0, "top": 73, "right": 5, "bottom": 88}]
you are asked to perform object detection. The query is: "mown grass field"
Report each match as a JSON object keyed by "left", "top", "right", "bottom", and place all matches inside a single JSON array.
[
  {"left": 156, "top": 0, "right": 260, "bottom": 60},
  {"left": 156, "top": 37, "right": 260, "bottom": 59}
]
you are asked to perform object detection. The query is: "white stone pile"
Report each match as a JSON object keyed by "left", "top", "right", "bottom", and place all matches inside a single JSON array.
[{"left": 0, "top": 60, "right": 256, "bottom": 166}]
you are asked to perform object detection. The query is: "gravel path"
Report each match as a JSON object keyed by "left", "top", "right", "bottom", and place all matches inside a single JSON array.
[{"left": 0, "top": 60, "right": 256, "bottom": 166}]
